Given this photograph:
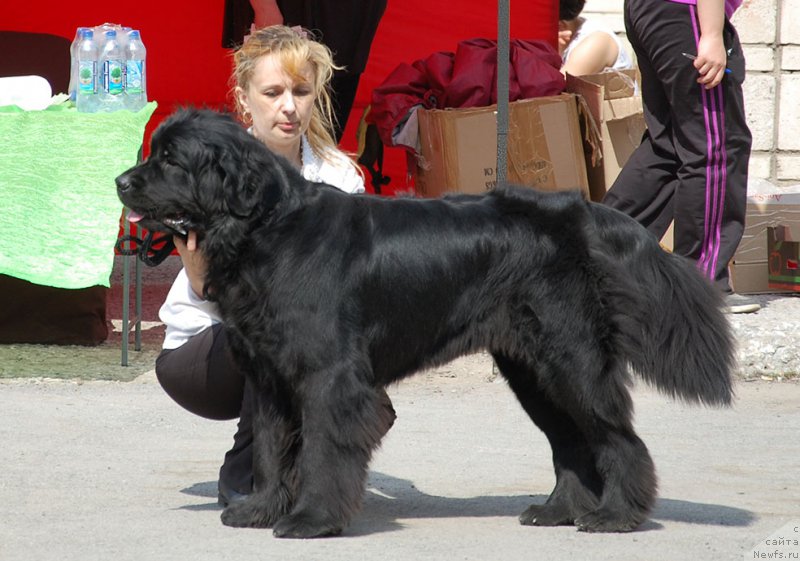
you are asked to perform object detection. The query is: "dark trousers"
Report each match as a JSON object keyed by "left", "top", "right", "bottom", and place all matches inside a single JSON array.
[
  {"left": 330, "top": 72, "right": 361, "bottom": 142},
  {"left": 156, "top": 325, "right": 254, "bottom": 495},
  {"left": 603, "top": 0, "right": 751, "bottom": 291}
]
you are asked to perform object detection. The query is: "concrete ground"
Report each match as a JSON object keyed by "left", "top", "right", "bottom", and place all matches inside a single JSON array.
[{"left": 1, "top": 354, "right": 798, "bottom": 561}]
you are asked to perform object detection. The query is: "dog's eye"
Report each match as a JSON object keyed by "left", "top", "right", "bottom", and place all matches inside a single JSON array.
[{"left": 160, "top": 148, "right": 179, "bottom": 167}]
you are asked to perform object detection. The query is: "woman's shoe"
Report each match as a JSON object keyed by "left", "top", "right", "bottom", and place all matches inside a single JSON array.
[{"left": 218, "top": 480, "right": 250, "bottom": 507}]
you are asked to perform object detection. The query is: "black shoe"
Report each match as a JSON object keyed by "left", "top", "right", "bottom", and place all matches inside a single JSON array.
[
  {"left": 725, "top": 293, "right": 761, "bottom": 314},
  {"left": 218, "top": 480, "right": 250, "bottom": 507}
]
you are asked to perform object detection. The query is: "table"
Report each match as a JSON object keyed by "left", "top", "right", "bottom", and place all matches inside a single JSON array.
[
  {"left": 0, "top": 102, "right": 157, "bottom": 287},
  {"left": 0, "top": 102, "right": 157, "bottom": 356}
]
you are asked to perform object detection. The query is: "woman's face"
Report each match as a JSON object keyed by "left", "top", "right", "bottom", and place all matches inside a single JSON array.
[{"left": 236, "top": 53, "right": 316, "bottom": 150}]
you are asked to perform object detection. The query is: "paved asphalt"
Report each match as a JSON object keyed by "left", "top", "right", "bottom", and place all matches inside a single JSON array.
[{"left": 1, "top": 354, "right": 798, "bottom": 561}]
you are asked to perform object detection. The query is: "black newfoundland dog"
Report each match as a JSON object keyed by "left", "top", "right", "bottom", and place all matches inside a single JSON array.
[{"left": 116, "top": 109, "right": 734, "bottom": 538}]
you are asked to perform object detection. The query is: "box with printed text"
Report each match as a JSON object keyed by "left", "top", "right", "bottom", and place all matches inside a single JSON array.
[
  {"left": 414, "top": 93, "right": 592, "bottom": 198},
  {"left": 730, "top": 190, "right": 800, "bottom": 294}
]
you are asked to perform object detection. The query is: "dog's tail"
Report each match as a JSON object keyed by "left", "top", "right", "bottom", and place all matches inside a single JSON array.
[{"left": 593, "top": 206, "right": 735, "bottom": 407}]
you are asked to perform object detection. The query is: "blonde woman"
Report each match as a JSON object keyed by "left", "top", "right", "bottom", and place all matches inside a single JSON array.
[{"left": 154, "top": 25, "right": 393, "bottom": 506}]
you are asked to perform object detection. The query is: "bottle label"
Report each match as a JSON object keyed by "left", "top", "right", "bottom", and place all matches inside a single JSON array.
[
  {"left": 125, "top": 60, "right": 144, "bottom": 94},
  {"left": 103, "top": 60, "right": 124, "bottom": 95},
  {"left": 78, "top": 61, "right": 95, "bottom": 95}
]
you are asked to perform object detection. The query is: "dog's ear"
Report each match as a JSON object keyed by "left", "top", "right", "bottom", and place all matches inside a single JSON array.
[
  {"left": 221, "top": 148, "right": 259, "bottom": 218},
  {"left": 201, "top": 214, "right": 251, "bottom": 300},
  {"left": 218, "top": 136, "right": 285, "bottom": 218},
  {"left": 199, "top": 135, "right": 289, "bottom": 295}
]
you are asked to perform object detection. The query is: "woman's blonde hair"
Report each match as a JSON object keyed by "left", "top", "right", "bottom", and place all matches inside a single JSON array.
[{"left": 231, "top": 25, "right": 342, "bottom": 162}]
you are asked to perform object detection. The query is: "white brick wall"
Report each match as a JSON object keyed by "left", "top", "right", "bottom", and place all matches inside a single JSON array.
[
  {"left": 744, "top": 74, "right": 775, "bottom": 151},
  {"left": 778, "top": 75, "right": 800, "bottom": 150},
  {"left": 734, "top": 0, "right": 776, "bottom": 44},
  {"left": 779, "top": 0, "right": 800, "bottom": 43},
  {"left": 585, "top": 0, "right": 797, "bottom": 184}
]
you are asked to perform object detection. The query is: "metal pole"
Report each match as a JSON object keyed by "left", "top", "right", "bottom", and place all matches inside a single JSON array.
[
  {"left": 121, "top": 218, "right": 130, "bottom": 366},
  {"left": 496, "top": 0, "right": 510, "bottom": 189}
]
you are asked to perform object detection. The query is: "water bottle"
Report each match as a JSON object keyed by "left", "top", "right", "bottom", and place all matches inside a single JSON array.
[
  {"left": 75, "top": 29, "right": 99, "bottom": 113},
  {"left": 98, "top": 29, "right": 125, "bottom": 112},
  {"left": 124, "top": 30, "right": 147, "bottom": 112},
  {"left": 68, "top": 27, "right": 89, "bottom": 102}
]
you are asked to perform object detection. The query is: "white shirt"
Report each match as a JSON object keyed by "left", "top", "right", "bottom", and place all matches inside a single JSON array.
[
  {"left": 562, "top": 19, "right": 634, "bottom": 72},
  {"left": 159, "top": 135, "right": 364, "bottom": 349}
]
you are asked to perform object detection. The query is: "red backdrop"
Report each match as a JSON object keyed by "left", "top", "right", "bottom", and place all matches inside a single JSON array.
[{"left": 5, "top": 1, "right": 556, "bottom": 195}]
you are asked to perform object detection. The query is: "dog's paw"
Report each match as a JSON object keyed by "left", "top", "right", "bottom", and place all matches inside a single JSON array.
[
  {"left": 575, "top": 508, "right": 641, "bottom": 533},
  {"left": 220, "top": 498, "right": 280, "bottom": 529},
  {"left": 519, "top": 503, "right": 576, "bottom": 527},
  {"left": 272, "top": 510, "right": 343, "bottom": 539}
]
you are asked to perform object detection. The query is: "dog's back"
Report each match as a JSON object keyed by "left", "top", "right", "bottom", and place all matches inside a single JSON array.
[{"left": 301, "top": 186, "right": 603, "bottom": 380}]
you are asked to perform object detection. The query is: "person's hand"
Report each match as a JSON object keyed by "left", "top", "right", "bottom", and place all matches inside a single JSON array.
[
  {"left": 244, "top": 0, "right": 283, "bottom": 42},
  {"left": 557, "top": 24, "right": 573, "bottom": 55},
  {"left": 174, "top": 231, "right": 208, "bottom": 299},
  {"left": 249, "top": 0, "right": 283, "bottom": 28},
  {"left": 694, "top": 34, "right": 728, "bottom": 89}
]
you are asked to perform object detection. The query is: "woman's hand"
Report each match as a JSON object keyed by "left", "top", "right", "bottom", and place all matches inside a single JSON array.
[{"left": 174, "top": 232, "right": 208, "bottom": 299}]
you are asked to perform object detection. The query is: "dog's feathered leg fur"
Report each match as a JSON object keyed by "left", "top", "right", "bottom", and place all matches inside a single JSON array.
[
  {"left": 272, "top": 361, "right": 395, "bottom": 538},
  {"left": 220, "top": 369, "right": 300, "bottom": 529},
  {"left": 495, "top": 353, "right": 603, "bottom": 526}
]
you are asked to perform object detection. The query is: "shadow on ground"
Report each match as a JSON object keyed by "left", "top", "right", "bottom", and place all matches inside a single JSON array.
[{"left": 173, "top": 471, "right": 756, "bottom": 537}]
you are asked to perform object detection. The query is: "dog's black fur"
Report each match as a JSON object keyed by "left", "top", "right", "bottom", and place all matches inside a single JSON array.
[{"left": 116, "top": 109, "right": 734, "bottom": 538}]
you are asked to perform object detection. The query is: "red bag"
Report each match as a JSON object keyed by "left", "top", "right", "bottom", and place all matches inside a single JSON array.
[{"left": 369, "top": 38, "right": 565, "bottom": 148}]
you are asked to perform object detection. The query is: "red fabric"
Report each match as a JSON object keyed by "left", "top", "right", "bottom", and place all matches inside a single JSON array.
[
  {"left": 369, "top": 38, "right": 565, "bottom": 148},
  {"left": 4, "top": 0, "right": 557, "bottom": 195},
  {"left": 334, "top": 1, "right": 558, "bottom": 193}
]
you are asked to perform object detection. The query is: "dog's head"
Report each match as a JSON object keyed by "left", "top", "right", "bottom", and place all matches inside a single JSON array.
[{"left": 116, "top": 108, "right": 290, "bottom": 248}]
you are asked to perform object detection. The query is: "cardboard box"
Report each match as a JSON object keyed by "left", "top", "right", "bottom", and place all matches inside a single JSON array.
[
  {"left": 414, "top": 93, "right": 591, "bottom": 198},
  {"left": 566, "top": 70, "right": 646, "bottom": 202},
  {"left": 729, "top": 261, "right": 775, "bottom": 295},
  {"left": 767, "top": 226, "right": 800, "bottom": 291},
  {"left": 730, "top": 191, "right": 800, "bottom": 294}
]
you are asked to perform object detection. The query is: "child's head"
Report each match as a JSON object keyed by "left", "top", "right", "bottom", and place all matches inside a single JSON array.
[{"left": 559, "top": 0, "right": 586, "bottom": 21}]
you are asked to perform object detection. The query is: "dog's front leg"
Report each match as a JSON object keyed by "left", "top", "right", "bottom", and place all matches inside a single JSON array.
[
  {"left": 272, "top": 367, "right": 389, "bottom": 538},
  {"left": 221, "top": 379, "right": 299, "bottom": 528}
]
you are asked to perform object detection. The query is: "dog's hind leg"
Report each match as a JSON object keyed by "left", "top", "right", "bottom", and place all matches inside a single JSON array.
[
  {"left": 495, "top": 349, "right": 658, "bottom": 532},
  {"left": 565, "top": 351, "right": 659, "bottom": 533},
  {"left": 553, "top": 356, "right": 657, "bottom": 532},
  {"left": 573, "top": 417, "right": 657, "bottom": 533},
  {"left": 493, "top": 353, "right": 602, "bottom": 526}
]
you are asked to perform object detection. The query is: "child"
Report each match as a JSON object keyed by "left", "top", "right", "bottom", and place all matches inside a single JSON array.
[{"left": 559, "top": 0, "right": 634, "bottom": 76}]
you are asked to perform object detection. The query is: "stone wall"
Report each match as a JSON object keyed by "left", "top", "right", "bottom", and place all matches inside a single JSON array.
[{"left": 582, "top": 0, "right": 796, "bottom": 185}]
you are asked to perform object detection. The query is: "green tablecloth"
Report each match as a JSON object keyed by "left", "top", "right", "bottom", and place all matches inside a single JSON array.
[{"left": 0, "top": 102, "right": 157, "bottom": 289}]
